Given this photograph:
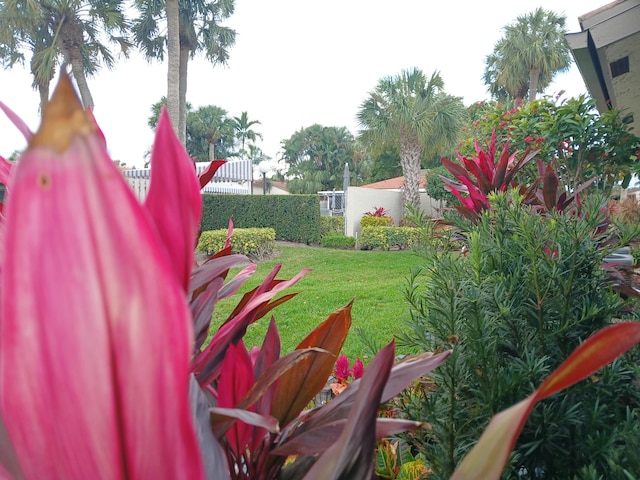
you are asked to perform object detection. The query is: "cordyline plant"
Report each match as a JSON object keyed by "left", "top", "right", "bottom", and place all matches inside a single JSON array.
[
  {"left": 1, "top": 73, "right": 639, "bottom": 480},
  {"left": 440, "top": 131, "right": 595, "bottom": 222},
  {"left": 0, "top": 73, "right": 452, "bottom": 480}
]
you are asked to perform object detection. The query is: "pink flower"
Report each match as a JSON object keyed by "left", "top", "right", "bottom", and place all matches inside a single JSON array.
[
  {"left": 524, "top": 136, "right": 534, "bottom": 143},
  {"left": 352, "top": 358, "right": 364, "bottom": 380},
  {"left": 0, "top": 74, "right": 204, "bottom": 478},
  {"left": 334, "top": 355, "right": 352, "bottom": 383}
]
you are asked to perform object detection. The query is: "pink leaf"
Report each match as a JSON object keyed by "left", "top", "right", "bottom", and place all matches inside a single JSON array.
[
  {"left": 0, "top": 102, "right": 32, "bottom": 141},
  {"left": 145, "top": 107, "right": 202, "bottom": 290},
  {"left": 0, "top": 74, "right": 204, "bottom": 479}
]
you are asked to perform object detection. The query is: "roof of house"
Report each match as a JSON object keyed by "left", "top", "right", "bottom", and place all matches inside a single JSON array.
[{"left": 361, "top": 173, "right": 427, "bottom": 190}]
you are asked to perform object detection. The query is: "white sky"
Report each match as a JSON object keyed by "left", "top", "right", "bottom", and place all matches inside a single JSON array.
[{"left": 0, "top": 0, "right": 607, "bottom": 168}]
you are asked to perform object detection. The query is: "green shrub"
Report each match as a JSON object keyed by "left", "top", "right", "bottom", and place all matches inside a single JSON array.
[
  {"left": 360, "top": 216, "right": 393, "bottom": 228},
  {"left": 321, "top": 233, "right": 355, "bottom": 249},
  {"left": 201, "top": 194, "right": 320, "bottom": 244},
  {"left": 399, "top": 192, "right": 640, "bottom": 479},
  {"left": 360, "top": 226, "right": 420, "bottom": 250},
  {"left": 320, "top": 215, "right": 344, "bottom": 238},
  {"left": 197, "top": 227, "right": 276, "bottom": 261}
]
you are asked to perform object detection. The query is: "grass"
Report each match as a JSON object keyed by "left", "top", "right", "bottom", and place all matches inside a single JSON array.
[{"left": 209, "top": 245, "right": 421, "bottom": 361}]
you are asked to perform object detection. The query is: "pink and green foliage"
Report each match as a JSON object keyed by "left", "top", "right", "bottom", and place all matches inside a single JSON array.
[
  {"left": 460, "top": 95, "right": 640, "bottom": 194},
  {"left": 441, "top": 132, "right": 600, "bottom": 223},
  {"left": 2, "top": 72, "right": 639, "bottom": 480},
  {"left": 365, "top": 206, "right": 389, "bottom": 217},
  {"left": 440, "top": 131, "right": 538, "bottom": 221},
  {"left": 0, "top": 73, "right": 452, "bottom": 480}
]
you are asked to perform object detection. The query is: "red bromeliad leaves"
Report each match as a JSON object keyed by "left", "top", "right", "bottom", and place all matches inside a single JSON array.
[
  {"left": 0, "top": 73, "right": 204, "bottom": 479},
  {"left": 451, "top": 321, "right": 640, "bottom": 480}
]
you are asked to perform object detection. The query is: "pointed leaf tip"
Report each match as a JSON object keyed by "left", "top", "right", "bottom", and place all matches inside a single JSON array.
[{"left": 29, "top": 72, "right": 94, "bottom": 153}]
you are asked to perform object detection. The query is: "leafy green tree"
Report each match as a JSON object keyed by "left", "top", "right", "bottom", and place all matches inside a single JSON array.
[
  {"left": 282, "top": 124, "right": 357, "bottom": 193},
  {"left": 0, "top": 0, "right": 131, "bottom": 111},
  {"left": 484, "top": 8, "right": 571, "bottom": 102},
  {"left": 232, "top": 111, "right": 262, "bottom": 160},
  {"left": 148, "top": 98, "right": 235, "bottom": 161},
  {"left": 134, "top": 0, "right": 236, "bottom": 143},
  {"left": 357, "top": 68, "right": 466, "bottom": 213},
  {"left": 460, "top": 95, "right": 640, "bottom": 194}
]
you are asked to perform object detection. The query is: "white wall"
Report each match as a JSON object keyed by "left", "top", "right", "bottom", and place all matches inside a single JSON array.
[{"left": 344, "top": 187, "right": 443, "bottom": 238}]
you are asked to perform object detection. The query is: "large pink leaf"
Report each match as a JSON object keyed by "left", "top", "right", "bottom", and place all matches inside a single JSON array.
[
  {"left": 216, "top": 342, "right": 256, "bottom": 458},
  {"left": 452, "top": 321, "right": 640, "bottom": 480},
  {"left": 145, "top": 107, "right": 202, "bottom": 290},
  {"left": 0, "top": 73, "right": 204, "bottom": 479}
]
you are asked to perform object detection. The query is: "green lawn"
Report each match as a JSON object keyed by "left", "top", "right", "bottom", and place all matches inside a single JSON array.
[{"left": 210, "top": 245, "right": 421, "bottom": 361}]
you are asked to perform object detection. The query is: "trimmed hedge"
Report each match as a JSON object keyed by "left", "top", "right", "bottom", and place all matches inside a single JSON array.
[
  {"left": 321, "top": 233, "right": 356, "bottom": 249},
  {"left": 360, "top": 216, "right": 393, "bottom": 228},
  {"left": 201, "top": 194, "right": 320, "bottom": 244},
  {"left": 360, "top": 226, "right": 420, "bottom": 250},
  {"left": 320, "top": 216, "right": 344, "bottom": 238},
  {"left": 197, "top": 227, "right": 276, "bottom": 261}
]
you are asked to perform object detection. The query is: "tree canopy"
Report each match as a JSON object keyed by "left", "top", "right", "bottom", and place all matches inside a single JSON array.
[
  {"left": 357, "top": 68, "right": 466, "bottom": 212},
  {"left": 281, "top": 124, "right": 357, "bottom": 194},
  {"left": 484, "top": 8, "right": 572, "bottom": 102}
]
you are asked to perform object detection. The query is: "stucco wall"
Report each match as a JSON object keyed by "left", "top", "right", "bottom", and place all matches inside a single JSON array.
[{"left": 344, "top": 187, "right": 443, "bottom": 238}]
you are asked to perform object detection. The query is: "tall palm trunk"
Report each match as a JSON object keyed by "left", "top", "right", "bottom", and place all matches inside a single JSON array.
[
  {"left": 399, "top": 140, "right": 422, "bottom": 215},
  {"left": 528, "top": 67, "right": 540, "bottom": 101},
  {"left": 166, "top": 0, "right": 181, "bottom": 140},
  {"left": 178, "top": 44, "right": 190, "bottom": 145},
  {"left": 68, "top": 53, "right": 94, "bottom": 110}
]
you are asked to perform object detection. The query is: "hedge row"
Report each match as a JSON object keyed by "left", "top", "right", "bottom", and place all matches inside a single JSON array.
[
  {"left": 201, "top": 194, "right": 320, "bottom": 244},
  {"left": 320, "top": 216, "right": 344, "bottom": 238},
  {"left": 197, "top": 227, "right": 276, "bottom": 261},
  {"left": 360, "top": 226, "right": 421, "bottom": 250},
  {"left": 321, "top": 233, "right": 356, "bottom": 249}
]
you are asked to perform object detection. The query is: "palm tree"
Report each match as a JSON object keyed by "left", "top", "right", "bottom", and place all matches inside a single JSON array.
[
  {"left": 357, "top": 68, "right": 466, "bottom": 213},
  {"left": 232, "top": 111, "right": 262, "bottom": 160},
  {"left": 484, "top": 8, "right": 572, "bottom": 102},
  {"left": 134, "top": 0, "right": 236, "bottom": 143},
  {"left": 0, "top": 0, "right": 131, "bottom": 111}
]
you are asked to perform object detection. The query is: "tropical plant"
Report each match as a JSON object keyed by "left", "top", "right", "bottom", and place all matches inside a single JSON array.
[
  {"left": 461, "top": 95, "right": 640, "bottom": 194},
  {"left": 0, "top": 0, "right": 132, "bottom": 111},
  {"left": 133, "top": 0, "right": 236, "bottom": 143},
  {"left": 401, "top": 189, "right": 640, "bottom": 479},
  {"left": 0, "top": 72, "right": 456, "bottom": 480},
  {"left": 484, "top": 8, "right": 572, "bottom": 102},
  {"left": 357, "top": 68, "right": 466, "bottom": 214}
]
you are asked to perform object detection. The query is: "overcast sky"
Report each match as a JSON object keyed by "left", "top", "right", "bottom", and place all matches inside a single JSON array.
[{"left": 0, "top": 0, "right": 608, "bottom": 168}]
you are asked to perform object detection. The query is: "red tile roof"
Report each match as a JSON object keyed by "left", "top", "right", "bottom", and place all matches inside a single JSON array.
[{"left": 361, "top": 174, "right": 426, "bottom": 190}]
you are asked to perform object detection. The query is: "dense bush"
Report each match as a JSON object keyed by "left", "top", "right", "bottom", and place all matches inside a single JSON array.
[
  {"left": 197, "top": 227, "right": 276, "bottom": 261},
  {"left": 320, "top": 215, "right": 344, "bottom": 238},
  {"left": 360, "top": 226, "right": 420, "bottom": 250},
  {"left": 399, "top": 192, "right": 640, "bottom": 479},
  {"left": 201, "top": 194, "right": 321, "bottom": 244},
  {"left": 360, "top": 216, "right": 393, "bottom": 228},
  {"left": 321, "top": 233, "right": 356, "bottom": 249}
]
